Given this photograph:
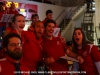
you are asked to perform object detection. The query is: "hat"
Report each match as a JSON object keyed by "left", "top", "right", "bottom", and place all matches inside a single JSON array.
[{"left": 0, "top": 2, "right": 5, "bottom": 5}]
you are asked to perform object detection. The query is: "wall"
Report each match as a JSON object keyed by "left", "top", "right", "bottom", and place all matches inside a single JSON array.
[
  {"left": 5, "top": 0, "right": 72, "bottom": 25},
  {"left": 95, "top": 0, "right": 100, "bottom": 26},
  {"left": 72, "top": 15, "right": 84, "bottom": 28}
]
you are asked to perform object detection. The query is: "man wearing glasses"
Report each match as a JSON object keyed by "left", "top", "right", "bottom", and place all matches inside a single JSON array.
[{"left": 0, "top": 33, "right": 29, "bottom": 75}]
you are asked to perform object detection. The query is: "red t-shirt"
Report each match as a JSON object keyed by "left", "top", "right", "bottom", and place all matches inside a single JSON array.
[
  {"left": 0, "top": 55, "right": 29, "bottom": 75},
  {"left": 41, "top": 36, "right": 69, "bottom": 75},
  {"left": 77, "top": 44, "right": 100, "bottom": 75},
  {"left": 7, "top": 9, "right": 19, "bottom": 14},
  {"left": 6, "top": 27, "right": 17, "bottom": 34},
  {"left": 21, "top": 31, "right": 43, "bottom": 71}
]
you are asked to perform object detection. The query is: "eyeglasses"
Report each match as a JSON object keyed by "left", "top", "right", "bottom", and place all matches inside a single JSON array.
[{"left": 8, "top": 43, "right": 22, "bottom": 47}]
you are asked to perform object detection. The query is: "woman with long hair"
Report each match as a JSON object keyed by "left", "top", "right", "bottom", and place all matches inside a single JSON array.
[{"left": 72, "top": 28, "right": 100, "bottom": 75}]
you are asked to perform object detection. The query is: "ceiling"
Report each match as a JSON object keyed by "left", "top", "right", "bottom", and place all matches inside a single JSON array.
[
  {"left": 52, "top": 0, "right": 84, "bottom": 7},
  {"left": 28, "top": 0, "right": 85, "bottom": 7}
]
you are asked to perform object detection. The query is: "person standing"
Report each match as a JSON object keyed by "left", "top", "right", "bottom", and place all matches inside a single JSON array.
[
  {"left": 28, "top": 14, "right": 39, "bottom": 31},
  {"left": 42, "top": 9, "right": 58, "bottom": 27}
]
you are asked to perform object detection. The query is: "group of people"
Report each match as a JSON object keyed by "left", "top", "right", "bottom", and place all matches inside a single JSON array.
[{"left": 0, "top": 1, "right": 100, "bottom": 75}]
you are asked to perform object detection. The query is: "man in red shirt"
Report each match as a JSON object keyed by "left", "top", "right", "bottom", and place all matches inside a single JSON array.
[
  {"left": 22, "top": 21, "right": 44, "bottom": 73},
  {"left": 7, "top": 2, "right": 19, "bottom": 14},
  {"left": 41, "top": 19, "right": 84, "bottom": 75},
  {"left": 42, "top": 9, "right": 58, "bottom": 27},
  {"left": 0, "top": 33, "right": 29, "bottom": 75}
]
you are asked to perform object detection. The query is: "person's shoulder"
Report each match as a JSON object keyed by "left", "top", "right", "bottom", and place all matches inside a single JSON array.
[
  {"left": 87, "top": 44, "right": 97, "bottom": 48},
  {"left": 42, "top": 18, "right": 47, "bottom": 23},
  {"left": 6, "top": 27, "right": 12, "bottom": 31},
  {"left": 0, "top": 58, "right": 6, "bottom": 64},
  {"left": 53, "top": 36, "right": 61, "bottom": 41}
]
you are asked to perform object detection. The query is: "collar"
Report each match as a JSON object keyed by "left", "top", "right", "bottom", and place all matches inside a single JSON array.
[{"left": 6, "top": 55, "right": 17, "bottom": 64}]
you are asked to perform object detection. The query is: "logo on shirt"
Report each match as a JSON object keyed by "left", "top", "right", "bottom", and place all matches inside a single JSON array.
[
  {"left": 83, "top": 51, "right": 88, "bottom": 56},
  {"left": 57, "top": 41, "right": 61, "bottom": 45}
]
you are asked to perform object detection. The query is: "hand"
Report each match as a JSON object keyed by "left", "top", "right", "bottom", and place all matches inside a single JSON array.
[
  {"left": 44, "top": 57, "right": 55, "bottom": 64},
  {"left": 62, "top": 37, "right": 66, "bottom": 43},
  {"left": 77, "top": 56, "right": 84, "bottom": 64}
]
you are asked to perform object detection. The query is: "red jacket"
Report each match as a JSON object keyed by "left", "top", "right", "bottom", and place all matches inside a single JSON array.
[
  {"left": 41, "top": 36, "right": 69, "bottom": 75},
  {"left": 0, "top": 55, "right": 29, "bottom": 75},
  {"left": 77, "top": 44, "right": 100, "bottom": 75},
  {"left": 21, "top": 31, "right": 43, "bottom": 71}
]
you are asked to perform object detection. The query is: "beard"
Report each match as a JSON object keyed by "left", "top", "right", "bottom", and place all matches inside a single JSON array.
[{"left": 6, "top": 48, "right": 22, "bottom": 60}]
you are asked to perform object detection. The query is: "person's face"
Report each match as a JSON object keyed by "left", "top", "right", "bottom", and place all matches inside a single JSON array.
[
  {"left": 45, "top": 23, "right": 55, "bottom": 37},
  {"left": 32, "top": 16, "right": 39, "bottom": 23},
  {"left": 11, "top": 3, "right": 15, "bottom": 9},
  {"left": 5, "top": 37, "right": 22, "bottom": 60},
  {"left": 2, "top": 5, "right": 5, "bottom": 10},
  {"left": 74, "top": 30, "right": 83, "bottom": 45},
  {"left": 34, "top": 22, "right": 44, "bottom": 38},
  {"left": 47, "top": 13, "right": 53, "bottom": 19},
  {"left": 14, "top": 16, "right": 25, "bottom": 33}
]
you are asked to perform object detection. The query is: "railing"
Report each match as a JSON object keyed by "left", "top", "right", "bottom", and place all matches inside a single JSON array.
[
  {"left": 59, "top": 0, "right": 85, "bottom": 28},
  {"left": 55, "top": 10, "right": 65, "bottom": 21},
  {"left": 30, "top": 0, "right": 84, "bottom": 7}
]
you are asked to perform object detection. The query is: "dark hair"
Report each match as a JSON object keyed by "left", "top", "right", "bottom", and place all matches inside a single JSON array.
[
  {"left": 0, "top": 2, "right": 5, "bottom": 5},
  {"left": 0, "top": 2, "right": 5, "bottom": 11},
  {"left": 46, "top": 10, "right": 53, "bottom": 15},
  {"left": 12, "top": 14, "right": 25, "bottom": 23},
  {"left": 3, "top": 33, "right": 22, "bottom": 48},
  {"left": 72, "top": 28, "right": 92, "bottom": 53},
  {"left": 44, "top": 19, "right": 56, "bottom": 28},
  {"left": 33, "top": 20, "right": 42, "bottom": 28},
  {"left": 31, "top": 14, "right": 39, "bottom": 20}
]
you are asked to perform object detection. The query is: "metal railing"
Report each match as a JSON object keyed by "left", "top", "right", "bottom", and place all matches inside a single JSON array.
[
  {"left": 55, "top": 10, "right": 65, "bottom": 21},
  {"left": 58, "top": 0, "right": 85, "bottom": 29}
]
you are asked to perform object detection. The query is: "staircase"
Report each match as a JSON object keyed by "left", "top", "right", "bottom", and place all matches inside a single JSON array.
[
  {"left": 81, "top": 7, "right": 95, "bottom": 43},
  {"left": 60, "top": 3, "right": 86, "bottom": 41},
  {"left": 59, "top": 19, "right": 71, "bottom": 32}
]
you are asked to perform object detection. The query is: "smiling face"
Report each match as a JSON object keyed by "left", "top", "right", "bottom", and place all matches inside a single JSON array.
[
  {"left": 73, "top": 29, "right": 83, "bottom": 46},
  {"left": 45, "top": 23, "right": 55, "bottom": 37},
  {"left": 47, "top": 13, "right": 53, "bottom": 19},
  {"left": 14, "top": 16, "right": 25, "bottom": 33},
  {"left": 34, "top": 22, "right": 44, "bottom": 38}
]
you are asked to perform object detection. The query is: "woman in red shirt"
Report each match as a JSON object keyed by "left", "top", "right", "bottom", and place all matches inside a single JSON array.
[
  {"left": 3, "top": 14, "right": 25, "bottom": 37},
  {"left": 72, "top": 28, "right": 100, "bottom": 75}
]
